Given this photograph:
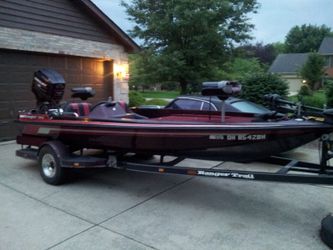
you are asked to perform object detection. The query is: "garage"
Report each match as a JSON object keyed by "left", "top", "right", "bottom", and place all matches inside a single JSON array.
[
  {"left": 0, "top": 49, "right": 113, "bottom": 140},
  {"left": 0, "top": 0, "right": 139, "bottom": 140}
]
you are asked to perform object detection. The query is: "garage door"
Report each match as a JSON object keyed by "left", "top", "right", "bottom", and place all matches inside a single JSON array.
[{"left": 0, "top": 49, "right": 113, "bottom": 140}]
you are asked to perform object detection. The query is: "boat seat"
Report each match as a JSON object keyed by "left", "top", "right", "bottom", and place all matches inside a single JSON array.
[{"left": 63, "top": 102, "right": 92, "bottom": 117}]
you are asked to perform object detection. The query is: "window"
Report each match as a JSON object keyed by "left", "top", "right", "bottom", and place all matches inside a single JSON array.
[
  {"left": 202, "top": 102, "right": 217, "bottom": 111},
  {"left": 324, "top": 56, "right": 333, "bottom": 68},
  {"left": 231, "top": 100, "right": 269, "bottom": 113},
  {"left": 172, "top": 99, "right": 202, "bottom": 110},
  {"left": 324, "top": 56, "right": 330, "bottom": 67}
]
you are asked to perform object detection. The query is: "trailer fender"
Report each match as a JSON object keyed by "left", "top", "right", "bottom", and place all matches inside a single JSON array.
[{"left": 38, "top": 140, "right": 69, "bottom": 162}]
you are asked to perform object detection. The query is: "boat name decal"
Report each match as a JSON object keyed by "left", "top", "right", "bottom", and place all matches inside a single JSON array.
[
  {"left": 20, "top": 115, "right": 46, "bottom": 120},
  {"left": 209, "top": 134, "right": 266, "bottom": 141},
  {"left": 197, "top": 170, "right": 255, "bottom": 179}
]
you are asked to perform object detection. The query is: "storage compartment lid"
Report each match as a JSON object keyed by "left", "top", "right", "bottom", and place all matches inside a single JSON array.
[{"left": 202, "top": 81, "right": 241, "bottom": 99}]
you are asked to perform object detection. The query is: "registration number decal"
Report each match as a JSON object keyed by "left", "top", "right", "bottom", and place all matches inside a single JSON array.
[{"left": 209, "top": 134, "right": 266, "bottom": 141}]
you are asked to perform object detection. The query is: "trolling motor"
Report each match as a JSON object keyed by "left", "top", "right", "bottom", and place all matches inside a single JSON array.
[
  {"left": 264, "top": 94, "right": 324, "bottom": 117},
  {"left": 264, "top": 94, "right": 333, "bottom": 124},
  {"left": 202, "top": 81, "right": 241, "bottom": 122}
]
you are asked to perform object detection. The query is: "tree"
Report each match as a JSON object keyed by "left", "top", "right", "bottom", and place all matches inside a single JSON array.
[
  {"left": 223, "top": 57, "right": 264, "bottom": 80},
  {"left": 128, "top": 51, "right": 159, "bottom": 91},
  {"left": 300, "top": 53, "right": 325, "bottom": 90},
  {"left": 285, "top": 24, "right": 332, "bottom": 53},
  {"left": 236, "top": 42, "right": 277, "bottom": 65},
  {"left": 271, "top": 42, "right": 285, "bottom": 54},
  {"left": 241, "top": 73, "right": 288, "bottom": 106},
  {"left": 123, "top": 0, "right": 258, "bottom": 93}
]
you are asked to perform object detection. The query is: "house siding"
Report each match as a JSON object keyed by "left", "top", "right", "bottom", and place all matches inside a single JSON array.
[
  {"left": 0, "top": 0, "right": 116, "bottom": 44},
  {"left": 0, "top": 27, "right": 126, "bottom": 60},
  {"left": 279, "top": 74, "right": 303, "bottom": 95}
]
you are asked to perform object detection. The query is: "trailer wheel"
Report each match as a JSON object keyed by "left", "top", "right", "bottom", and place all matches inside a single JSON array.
[
  {"left": 321, "top": 214, "right": 333, "bottom": 248},
  {"left": 38, "top": 145, "right": 66, "bottom": 185}
]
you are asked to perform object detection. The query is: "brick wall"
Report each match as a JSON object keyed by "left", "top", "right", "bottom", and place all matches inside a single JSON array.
[{"left": 0, "top": 27, "right": 129, "bottom": 102}]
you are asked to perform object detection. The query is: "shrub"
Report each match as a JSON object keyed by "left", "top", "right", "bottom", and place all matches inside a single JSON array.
[
  {"left": 128, "top": 91, "right": 145, "bottom": 107},
  {"left": 298, "top": 85, "right": 311, "bottom": 96},
  {"left": 325, "top": 80, "right": 333, "bottom": 108},
  {"left": 302, "top": 94, "right": 326, "bottom": 108},
  {"left": 241, "top": 73, "right": 289, "bottom": 106},
  {"left": 291, "top": 90, "right": 325, "bottom": 108}
]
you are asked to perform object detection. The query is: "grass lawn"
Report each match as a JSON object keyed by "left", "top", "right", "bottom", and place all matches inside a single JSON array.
[
  {"left": 139, "top": 91, "right": 180, "bottom": 99},
  {"left": 289, "top": 90, "right": 326, "bottom": 108},
  {"left": 144, "top": 98, "right": 169, "bottom": 106}
]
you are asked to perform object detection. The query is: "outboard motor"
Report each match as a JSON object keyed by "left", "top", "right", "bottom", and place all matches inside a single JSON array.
[
  {"left": 32, "top": 69, "right": 65, "bottom": 113},
  {"left": 201, "top": 81, "right": 241, "bottom": 122}
]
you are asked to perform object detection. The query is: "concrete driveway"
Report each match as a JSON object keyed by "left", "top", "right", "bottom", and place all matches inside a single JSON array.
[{"left": 0, "top": 141, "right": 332, "bottom": 250}]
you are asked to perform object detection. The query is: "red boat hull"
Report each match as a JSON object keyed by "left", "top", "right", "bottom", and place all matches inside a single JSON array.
[{"left": 16, "top": 113, "right": 333, "bottom": 162}]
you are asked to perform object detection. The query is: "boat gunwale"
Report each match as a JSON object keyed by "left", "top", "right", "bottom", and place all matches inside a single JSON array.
[{"left": 16, "top": 117, "right": 333, "bottom": 132}]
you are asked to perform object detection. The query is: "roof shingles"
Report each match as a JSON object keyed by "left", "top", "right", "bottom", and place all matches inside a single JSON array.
[
  {"left": 268, "top": 53, "right": 309, "bottom": 74},
  {"left": 319, "top": 37, "right": 333, "bottom": 55}
]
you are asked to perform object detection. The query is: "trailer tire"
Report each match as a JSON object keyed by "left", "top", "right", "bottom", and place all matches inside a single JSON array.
[
  {"left": 321, "top": 214, "right": 333, "bottom": 249},
  {"left": 38, "top": 145, "right": 66, "bottom": 185}
]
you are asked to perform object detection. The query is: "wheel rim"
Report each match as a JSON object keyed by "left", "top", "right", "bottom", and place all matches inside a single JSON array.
[{"left": 41, "top": 153, "right": 57, "bottom": 178}]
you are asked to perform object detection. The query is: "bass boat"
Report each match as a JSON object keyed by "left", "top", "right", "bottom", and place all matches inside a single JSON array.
[{"left": 16, "top": 69, "right": 333, "bottom": 162}]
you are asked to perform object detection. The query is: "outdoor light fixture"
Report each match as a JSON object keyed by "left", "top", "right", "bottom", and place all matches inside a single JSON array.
[
  {"left": 114, "top": 62, "right": 129, "bottom": 80},
  {"left": 302, "top": 79, "right": 307, "bottom": 84}
]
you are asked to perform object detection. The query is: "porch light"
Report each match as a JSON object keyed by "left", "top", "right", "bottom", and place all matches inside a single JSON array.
[{"left": 114, "top": 62, "right": 129, "bottom": 80}]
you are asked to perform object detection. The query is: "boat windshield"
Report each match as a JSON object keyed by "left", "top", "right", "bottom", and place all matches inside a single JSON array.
[{"left": 231, "top": 100, "right": 270, "bottom": 114}]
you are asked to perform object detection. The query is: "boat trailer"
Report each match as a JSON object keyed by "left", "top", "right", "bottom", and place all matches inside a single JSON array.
[
  {"left": 15, "top": 136, "right": 333, "bottom": 248},
  {"left": 16, "top": 135, "right": 333, "bottom": 186}
]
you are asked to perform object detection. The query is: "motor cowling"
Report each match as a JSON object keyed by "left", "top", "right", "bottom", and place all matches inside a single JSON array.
[{"left": 32, "top": 69, "right": 65, "bottom": 109}]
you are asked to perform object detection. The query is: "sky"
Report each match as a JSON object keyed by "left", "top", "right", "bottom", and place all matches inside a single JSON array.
[{"left": 92, "top": 0, "right": 333, "bottom": 44}]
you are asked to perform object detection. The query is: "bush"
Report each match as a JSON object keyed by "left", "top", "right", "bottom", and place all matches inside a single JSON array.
[
  {"left": 302, "top": 94, "right": 326, "bottom": 108},
  {"left": 128, "top": 91, "right": 145, "bottom": 107},
  {"left": 298, "top": 85, "right": 311, "bottom": 96},
  {"left": 325, "top": 80, "right": 333, "bottom": 108},
  {"left": 288, "top": 91, "right": 326, "bottom": 109},
  {"left": 241, "top": 73, "right": 289, "bottom": 105}
]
